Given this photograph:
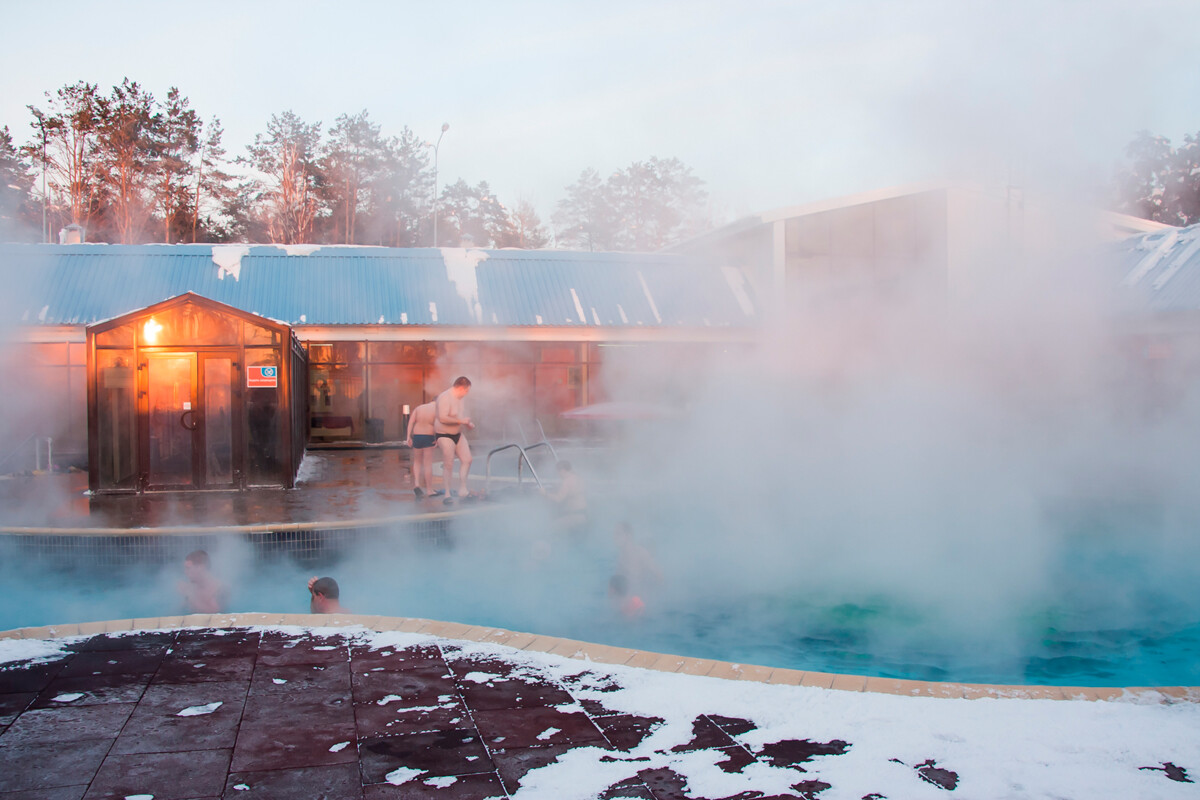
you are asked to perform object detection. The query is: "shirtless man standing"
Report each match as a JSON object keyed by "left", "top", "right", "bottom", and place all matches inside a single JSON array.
[
  {"left": 434, "top": 376, "right": 475, "bottom": 504},
  {"left": 405, "top": 401, "right": 437, "bottom": 499}
]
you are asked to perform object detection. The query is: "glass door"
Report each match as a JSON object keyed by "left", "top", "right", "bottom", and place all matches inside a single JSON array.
[
  {"left": 145, "top": 353, "right": 197, "bottom": 488},
  {"left": 200, "top": 353, "right": 238, "bottom": 488}
]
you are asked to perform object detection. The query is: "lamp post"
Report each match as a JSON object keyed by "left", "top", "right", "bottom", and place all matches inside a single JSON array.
[
  {"left": 32, "top": 109, "right": 48, "bottom": 243},
  {"left": 431, "top": 122, "right": 449, "bottom": 247}
]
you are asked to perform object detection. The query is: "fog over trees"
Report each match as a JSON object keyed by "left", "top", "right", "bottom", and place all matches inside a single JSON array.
[
  {"left": 1, "top": 78, "right": 711, "bottom": 251},
  {"left": 1113, "top": 130, "right": 1200, "bottom": 227}
]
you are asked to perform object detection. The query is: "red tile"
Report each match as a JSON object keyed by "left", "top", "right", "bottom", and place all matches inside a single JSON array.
[
  {"left": 0, "top": 739, "right": 112, "bottom": 793},
  {"left": 232, "top": 691, "right": 356, "bottom": 772},
  {"left": 472, "top": 705, "right": 608, "bottom": 750},
  {"left": 0, "top": 660, "right": 69, "bottom": 693},
  {"left": 363, "top": 770, "right": 506, "bottom": 799},
  {"left": 83, "top": 748, "right": 231, "bottom": 799},
  {"left": 112, "top": 681, "right": 248, "bottom": 755},
  {"left": 594, "top": 713, "right": 665, "bottom": 751},
  {"left": 490, "top": 743, "right": 576, "bottom": 794},
  {"left": 456, "top": 675, "right": 573, "bottom": 711},
  {"left": 352, "top": 665, "right": 458, "bottom": 707},
  {"left": 257, "top": 634, "right": 350, "bottom": 667},
  {"left": 0, "top": 703, "right": 135, "bottom": 746},
  {"left": 358, "top": 730, "right": 491, "bottom": 784},
  {"left": 58, "top": 649, "right": 166, "bottom": 678},
  {"left": 223, "top": 762, "right": 363, "bottom": 799},
  {"left": 250, "top": 661, "right": 351, "bottom": 696},
  {"left": 354, "top": 697, "right": 470, "bottom": 738},
  {"left": 154, "top": 655, "right": 256, "bottom": 684},
  {"left": 32, "top": 673, "right": 149, "bottom": 708}
]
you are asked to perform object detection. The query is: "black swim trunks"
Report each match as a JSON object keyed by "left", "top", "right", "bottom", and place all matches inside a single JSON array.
[
  {"left": 435, "top": 432, "right": 461, "bottom": 445},
  {"left": 412, "top": 434, "right": 435, "bottom": 449}
]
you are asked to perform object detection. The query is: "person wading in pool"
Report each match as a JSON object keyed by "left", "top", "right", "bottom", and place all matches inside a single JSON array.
[
  {"left": 308, "top": 576, "right": 348, "bottom": 613},
  {"left": 434, "top": 376, "right": 475, "bottom": 504},
  {"left": 405, "top": 400, "right": 437, "bottom": 499},
  {"left": 178, "top": 549, "right": 228, "bottom": 614}
]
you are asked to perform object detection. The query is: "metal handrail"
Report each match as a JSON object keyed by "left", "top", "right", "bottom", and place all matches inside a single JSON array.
[
  {"left": 518, "top": 441, "right": 559, "bottom": 486},
  {"left": 485, "top": 442, "right": 544, "bottom": 495}
]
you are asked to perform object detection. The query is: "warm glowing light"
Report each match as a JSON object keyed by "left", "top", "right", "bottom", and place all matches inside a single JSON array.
[{"left": 143, "top": 318, "right": 163, "bottom": 343}]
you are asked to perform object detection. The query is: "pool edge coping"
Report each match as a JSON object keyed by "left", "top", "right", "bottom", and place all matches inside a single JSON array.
[{"left": 4, "top": 613, "right": 1197, "bottom": 704}]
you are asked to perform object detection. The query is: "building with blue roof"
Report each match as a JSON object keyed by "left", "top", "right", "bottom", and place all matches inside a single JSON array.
[{"left": 1, "top": 243, "right": 759, "bottom": 486}]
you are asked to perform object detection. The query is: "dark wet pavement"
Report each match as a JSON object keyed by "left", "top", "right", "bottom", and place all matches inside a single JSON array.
[
  {"left": 0, "top": 627, "right": 781, "bottom": 799},
  {"left": 0, "top": 449, "right": 449, "bottom": 530}
]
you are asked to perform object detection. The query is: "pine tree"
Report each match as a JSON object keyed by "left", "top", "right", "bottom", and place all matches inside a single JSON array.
[
  {"left": 321, "top": 110, "right": 391, "bottom": 244},
  {"left": 1114, "top": 130, "right": 1200, "bottom": 227},
  {"left": 368, "top": 126, "right": 432, "bottom": 247},
  {"left": 243, "top": 111, "right": 325, "bottom": 244},
  {"left": 24, "top": 81, "right": 103, "bottom": 237},
  {"left": 554, "top": 159, "right": 708, "bottom": 252},
  {"left": 505, "top": 198, "right": 550, "bottom": 249},
  {"left": 437, "top": 179, "right": 516, "bottom": 248},
  {"left": 154, "top": 87, "right": 200, "bottom": 243},
  {"left": 553, "top": 168, "right": 617, "bottom": 251},
  {"left": 94, "top": 78, "right": 159, "bottom": 243},
  {"left": 192, "top": 118, "right": 234, "bottom": 241},
  {"left": 0, "top": 126, "right": 34, "bottom": 241}
]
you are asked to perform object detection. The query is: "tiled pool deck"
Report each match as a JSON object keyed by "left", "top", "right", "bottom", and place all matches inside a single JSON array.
[{"left": 2, "top": 615, "right": 1196, "bottom": 799}]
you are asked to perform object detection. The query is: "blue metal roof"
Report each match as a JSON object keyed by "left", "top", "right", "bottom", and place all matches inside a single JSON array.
[
  {"left": 1107, "top": 223, "right": 1200, "bottom": 312},
  {"left": 0, "top": 244, "right": 759, "bottom": 329}
]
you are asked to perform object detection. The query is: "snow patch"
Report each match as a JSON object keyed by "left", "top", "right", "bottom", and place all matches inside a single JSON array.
[
  {"left": 377, "top": 694, "right": 404, "bottom": 705},
  {"left": 569, "top": 288, "right": 585, "bottom": 322},
  {"left": 37, "top": 305, "right": 49, "bottom": 322},
  {"left": 176, "top": 701, "right": 222, "bottom": 716},
  {"left": 722, "top": 266, "right": 756, "bottom": 316},
  {"left": 637, "top": 271, "right": 663, "bottom": 323},
  {"left": 424, "top": 776, "right": 458, "bottom": 788},
  {"left": 276, "top": 244, "right": 322, "bottom": 256},
  {"left": 294, "top": 452, "right": 325, "bottom": 484},
  {"left": 329, "top": 741, "right": 350, "bottom": 752},
  {"left": 462, "top": 671, "right": 499, "bottom": 684},
  {"left": 0, "top": 638, "right": 73, "bottom": 665},
  {"left": 385, "top": 766, "right": 425, "bottom": 785},
  {"left": 536, "top": 726, "right": 561, "bottom": 741},
  {"left": 52, "top": 692, "right": 85, "bottom": 703},
  {"left": 440, "top": 247, "right": 489, "bottom": 323},
  {"left": 212, "top": 244, "right": 249, "bottom": 281}
]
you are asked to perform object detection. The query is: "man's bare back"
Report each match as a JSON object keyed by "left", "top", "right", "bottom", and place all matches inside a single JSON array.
[{"left": 409, "top": 402, "right": 436, "bottom": 436}]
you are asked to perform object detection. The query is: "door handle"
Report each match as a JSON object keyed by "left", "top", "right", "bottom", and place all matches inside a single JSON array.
[{"left": 180, "top": 409, "right": 198, "bottom": 431}]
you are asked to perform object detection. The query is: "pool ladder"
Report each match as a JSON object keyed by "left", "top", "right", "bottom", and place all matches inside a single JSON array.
[{"left": 485, "top": 419, "right": 560, "bottom": 495}]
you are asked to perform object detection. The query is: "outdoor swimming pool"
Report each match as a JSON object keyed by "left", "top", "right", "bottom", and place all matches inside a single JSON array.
[{"left": 2, "top": 498, "right": 1197, "bottom": 688}]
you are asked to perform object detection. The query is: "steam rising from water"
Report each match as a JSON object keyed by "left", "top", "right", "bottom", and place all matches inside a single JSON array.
[{"left": 3, "top": 208, "right": 1199, "bottom": 685}]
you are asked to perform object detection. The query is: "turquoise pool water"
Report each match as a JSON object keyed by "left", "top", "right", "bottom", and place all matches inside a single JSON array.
[{"left": 3, "top": 514, "right": 1197, "bottom": 688}]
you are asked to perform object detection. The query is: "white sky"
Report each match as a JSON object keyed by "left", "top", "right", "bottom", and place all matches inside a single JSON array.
[{"left": 2, "top": 0, "right": 1197, "bottom": 225}]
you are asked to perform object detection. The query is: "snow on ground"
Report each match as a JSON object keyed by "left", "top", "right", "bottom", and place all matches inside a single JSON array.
[
  {"left": 352, "top": 630, "right": 1200, "bottom": 800},
  {"left": 0, "top": 636, "right": 77, "bottom": 665},
  {"left": 2, "top": 626, "right": 1197, "bottom": 799},
  {"left": 293, "top": 451, "right": 326, "bottom": 484}
]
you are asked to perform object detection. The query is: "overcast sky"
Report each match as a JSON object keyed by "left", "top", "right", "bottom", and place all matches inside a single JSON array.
[{"left": 2, "top": 0, "right": 1197, "bottom": 225}]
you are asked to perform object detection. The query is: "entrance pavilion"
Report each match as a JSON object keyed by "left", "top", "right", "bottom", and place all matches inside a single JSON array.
[{"left": 86, "top": 293, "right": 307, "bottom": 492}]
